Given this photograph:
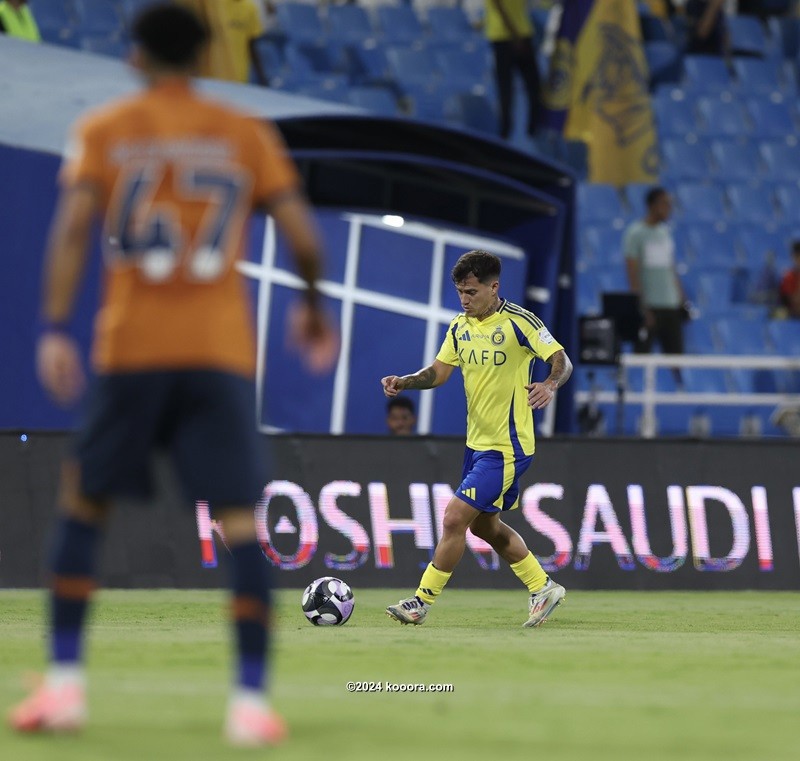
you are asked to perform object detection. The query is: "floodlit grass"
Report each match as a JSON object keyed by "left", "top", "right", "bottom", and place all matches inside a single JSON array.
[{"left": 1, "top": 589, "right": 799, "bottom": 761}]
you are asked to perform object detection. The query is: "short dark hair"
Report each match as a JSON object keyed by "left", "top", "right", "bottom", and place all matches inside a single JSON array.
[
  {"left": 387, "top": 396, "right": 415, "bottom": 415},
  {"left": 645, "top": 186, "right": 668, "bottom": 208},
  {"left": 131, "top": 4, "right": 209, "bottom": 69},
  {"left": 451, "top": 250, "right": 501, "bottom": 284}
]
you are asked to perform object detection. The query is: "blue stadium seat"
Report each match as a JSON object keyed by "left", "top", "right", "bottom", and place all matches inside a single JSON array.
[
  {"left": 730, "top": 368, "right": 779, "bottom": 394},
  {"left": 727, "top": 15, "right": 767, "bottom": 58},
  {"left": 682, "top": 367, "right": 729, "bottom": 392},
  {"left": 79, "top": 34, "right": 126, "bottom": 58},
  {"left": 346, "top": 86, "right": 400, "bottom": 117},
  {"left": 767, "top": 16, "right": 800, "bottom": 58},
  {"left": 426, "top": 6, "right": 479, "bottom": 44},
  {"left": 683, "top": 55, "right": 732, "bottom": 92},
  {"left": 760, "top": 141, "right": 800, "bottom": 182},
  {"left": 709, "top": 139, "right": 763, "bottom": 182},
  {"left": 645, "top": 41, "right": 683, "bottom": 89},
  {"left": 275, "top": 3, "right": 325, "bottom": 46},
  {"left": 444, "top": 93, "right": 499, "bottom": 135},
  {"left": 576, "top": 271, "right": 601, "bottom": 316},
  {"left": 595, "top": 265, "right": 630, "bottom": 293},
  {"left": 251, "top": 38, "right": 284, "bottom": 82},
  {"left": 694, "top": 270, "right": 736, "bottom": 312},
  {"left": 624, "top": 182, "right": 654, "bottom": 218},
  {"left": 30, "top": 0, "right": 78, "bottom": 46},
  {"left": 344, "top": 41, "right": 393, "bottom": 87},
  {"left": 715, "top": 317, "right": 768, "bottom": 354},
  {"left": 385, "top": 46, "right": 440, "bottom": 92},
  {"left": 674, "top": 183, "right": 727, "bottom": 223},
  {"left": 74, "top": 0, "right": 124, "bottom": 38},
  {"left": 734, "top": 224, "right": 788, "bottom": 270},
  {"left": 683, "top": 223, "right": 737, "bottom": 267},
  {"left": 660, "top": 139, "right": 711, "bottom": 182},
  {"left": 584, "top": 226, "right": 625, "bottom": 265},
  {"left": 732, "top": 58, "right": 784, "bottom": 95},
  {"left": 435, "top": 49, "right": 492, "bottom": 94},
  {"left": 768, "top": 320, "right": 800, "bottom": 354},
  {"left": 774, "top": 184, "right": 800, "bottom": 220},
  {"left": 120, "top": 0, "right": 159, "bottom": 27},
  {"left": 640, "top": 13, "right": 670, "bottom": 42},
  {"left": 726, "top": 184, "right": 777, "bottom": 225},
  {"left": 696, "top": 97, "right": 748, "bottom": 137},
  {"left": 577, "top": 183, "right": 625, "bottom": 225},
  {"left": 745, "top": 97, "right": 795, "bottom": 139},
  {"left": 376, "top": 6, "right": 425, "bottom": 46},
  {"left": 327, "top": 5, "right": 373, "bottom": 44},
  {"left": 404, "top": 82, "right": 452, "bottom": 123},
  {"left": 652, "top": 94, "right": 697, "bottom": 138}
]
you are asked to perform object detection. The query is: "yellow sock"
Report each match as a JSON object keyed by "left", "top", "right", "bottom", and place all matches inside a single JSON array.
[
  {"left": 510, "top": 552, "right": 547, "bottom": 593},
  {"left": 415, "top": 563, "right": 452, "bottom": 605}
]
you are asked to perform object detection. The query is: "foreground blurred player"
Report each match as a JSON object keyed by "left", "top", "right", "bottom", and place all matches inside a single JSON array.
[
  {"left": 381, "top": 250, "right": 571, "bottom": 627},
  {"left": 8, "top": 4, "right": 337, "bottom": 746}
]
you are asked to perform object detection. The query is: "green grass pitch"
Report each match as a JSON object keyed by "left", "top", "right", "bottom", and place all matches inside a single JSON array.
[{"left": 1, "top": 588, "right": 799, "bottom": 761}]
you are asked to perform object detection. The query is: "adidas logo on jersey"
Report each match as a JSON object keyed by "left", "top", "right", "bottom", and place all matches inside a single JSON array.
[{"left": 459, "top": 330, "right": 471, "bottom": 341}]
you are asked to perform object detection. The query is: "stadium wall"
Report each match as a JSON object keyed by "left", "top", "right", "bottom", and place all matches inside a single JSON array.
[{"left": 2, "top": 433, "right": 798, "bottom": 591}]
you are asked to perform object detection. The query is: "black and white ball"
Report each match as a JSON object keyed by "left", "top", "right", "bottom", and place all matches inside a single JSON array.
[{"left": 301, "top": 577, "right": 355, "bottom": 626}]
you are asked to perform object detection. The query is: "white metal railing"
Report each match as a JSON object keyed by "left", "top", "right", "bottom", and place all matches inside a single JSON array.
[{"left": 574, "top": 354, "right": 800, "bottom": 438}]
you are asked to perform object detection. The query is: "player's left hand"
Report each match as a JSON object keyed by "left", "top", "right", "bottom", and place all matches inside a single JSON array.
[
  {"left": 37, "top": 331, "right": 86, "bottom": 406},
  {"left": 525, "top": 381, "right": 557, "bottom": 410}
]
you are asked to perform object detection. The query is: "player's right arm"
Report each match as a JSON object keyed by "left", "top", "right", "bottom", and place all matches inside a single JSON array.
[
  {"left": 381, "top": 360, "right": 454, "bottom": 397},
  {"left": 37, "top": 182, "right": 99, "bottom": 406}
]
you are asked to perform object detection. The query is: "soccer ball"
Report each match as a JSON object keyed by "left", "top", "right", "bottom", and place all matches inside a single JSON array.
[{"left": 301, "top": 576, "right": 355, "bottom": 626}]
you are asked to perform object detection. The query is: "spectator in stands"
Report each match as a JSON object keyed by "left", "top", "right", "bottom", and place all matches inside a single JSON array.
[
  {"left": 684, "top": 0, "right": 728, "bottom": 56},
  {"left": 778, "top": 241, "right": 800, "bottom": 319},
  {"left": 177, "top": 0, "right": 267, "bottom": 84},
  {"left": 0, "top": 0, "right": 40, "bottom": 42},
  {"left": 485, "top": 0, "right": 543, "bottom": 140},
  {"left": 386, "top": 395, "right": 417, "bottom": 436},
  {"left": 624, "top": 187, "right": 688, "bottom": 365}
]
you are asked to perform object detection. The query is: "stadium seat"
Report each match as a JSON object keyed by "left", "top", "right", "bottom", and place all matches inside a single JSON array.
[
  {"left": 327, "top": 5, "right": 373, "bottom": 45},
  {"left": 344, "top": 41, "right": 394, "bottom": 87},
  {"left": 682, "top": 367, "right": 729, "bottom": 392},
  {"left": 435, "top": 49, "right": 492, "bottom": 94},
  {"left": 251, "top": 38, "right": 284, "bottom": 83},
  {"left": 120, "top": 0, "right": 159, "bottom": 25},
  {"left": 693, "top": 270, "right": 736, "bottom": 312},
  {"left": 426, "top": 6, "right": 479, "bottom": 45},
  {"left": 594, "top": 265, "right": 630, "bottom": 293},
  {"left": 346, "top": 86, "right": 400, "bottom": 117},
  {"left": 709, "top": 139, "right": 763, "bottom": 183},
  {"left": 730, "top": 368, "right": 779, "bottom": 394},
  {"left": 768, "top": 320, "right": 800, "bottom": 354},
  {"left": 624, "top": 182, "right": 654, "bottom": 218},
  {"left": 732, "top": 58, "right": 784, "bottom": 95},
  {"left": 652, "top": 94, "right": 697, "bottom": 138},
  {"left": 726, "top": 184, "right": 776, "bottom": 225},
  {"left": 714, "top": 317, "right": 768, "bottom": 354},
  {"left": 734, "top": 224, "right": 788, "bottom": 270},
  {"left": 683, "top": 55, "right": 732, "bottom": 92},
  {"left": 293, "top": 80, "right": 350, "bottom": 104},
  {"left": 774, "top": 184, "right": 800, "bottom": 220},
  {"left": 30, "top": 0, "right": 78, "bottom": 46},
  {"left": 73, "top": 0, "right": 124, "bottom": 38},
  {"left": 79, "top": 35, "right": 127, "bottom": 58},
  {"left": 376, "top": 5, "right": 425, "bottom": 46},
  {"left": 696, "top": 97, "right": 748, "bottom": 137},
  {"left": 576, "top": 271, "right": 601, "bottom": 316},
  {"left": 385, "top": 46, "right": 440, "bottom": 92},
  {"left": 444, "top": 93, "right": 499, "bottom": 135},
  {"left": 640, "top": 13, "right": 670, "bottom": 42},
  {"left": 660, "top": 139, "right": 711, "bottom": 183},
  {"left": 645, "top": 41, "right": 683, "bottom": 89},
  {"left": 760, "top": 141, "right": 800, "bottom": 182},
  {"left": 727, "top": 15, "right": 767, "bottom": 58},
  {"left": 274, "top": 3, "right": 325, "bottom": 46},
  {"left": 683, "top": 223, "right": 737, "bottom": 268},
  {"left": 583, "top": 226, "right": 625, "bottom": 266},
  {"left": 577, "top": 183, "right": 625, "bottom": 225},
  {"left": 767, "top": 16, "right": 800, "bottom": 59},
  {"left": 674, "top": 183, "right": 727, "bottom": 223},
  {"left": 745, "top": 97, "right": 796, "bottom": 139}
]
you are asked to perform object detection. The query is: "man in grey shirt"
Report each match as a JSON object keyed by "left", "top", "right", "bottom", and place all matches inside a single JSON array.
[{"left": 624, "top": 186, "right": 687, "bottom": 357}]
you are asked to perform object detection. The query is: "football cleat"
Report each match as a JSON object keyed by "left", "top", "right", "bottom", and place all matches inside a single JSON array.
[
  {"left": 8, "top": 678, "right": 87, "bottom": 733},
  {"left": 385, "top": 596, "right": 429, "bottom": 625},
  {"left": 523, "top": 578, "right": 566, "bottom": 628},
  {"left": 225, "top": 700, "right": 287, "bottom": 747}
]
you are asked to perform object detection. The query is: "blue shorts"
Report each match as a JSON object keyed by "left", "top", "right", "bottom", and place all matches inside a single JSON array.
[
  {"left": 455, "top": 448, "right": 533, "bottom": 513},
  {"left": 75, "top": 370, "right": 266, "bottom": 508}
]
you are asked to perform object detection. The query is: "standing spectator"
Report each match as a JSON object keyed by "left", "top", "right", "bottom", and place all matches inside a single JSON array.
[
  {"left": 685, "top": 0, "right": 727, "bottom": 56},
  {"left": 624, "top": 187, "right": 687, "bottom": 360},
  {"left": 8, "top": 3, "right": 337, "bottom": 746},
  {"left": 178, "top": 0, "right": 267, "bottom": 84},
  {"left": 386, "top": 395, "right": 417, "bottom": 436},
  {"left": 778, "top": 241, "right": 800, "bottom": 319},
  {"left": 485, "top": 0, "right": 543, "bottom": 140},
  {"left": 0, "top": 0, "right": 40, "bottom": 42}
]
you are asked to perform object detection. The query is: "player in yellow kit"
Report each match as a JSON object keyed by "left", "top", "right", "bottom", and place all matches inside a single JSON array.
[{"left": 382, "top": 250, "right": 572, "bottom": 627}]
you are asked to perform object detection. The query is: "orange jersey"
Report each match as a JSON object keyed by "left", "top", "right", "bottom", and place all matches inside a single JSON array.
[{"left": 60, "top": 79, "right": 300, "bottom": 376}]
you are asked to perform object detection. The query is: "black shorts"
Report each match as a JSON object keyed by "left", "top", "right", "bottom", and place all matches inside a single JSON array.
[{"left": 75, "top": 370, "right": 266, "bottom": 507}]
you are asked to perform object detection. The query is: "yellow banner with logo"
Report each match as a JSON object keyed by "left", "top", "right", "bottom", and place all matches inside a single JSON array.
[{"left": 544, "top": 0, "right": 658, "bottom": 186}]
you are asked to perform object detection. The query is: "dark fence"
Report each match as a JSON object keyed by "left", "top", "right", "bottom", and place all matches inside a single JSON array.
[{"left": 1, "top": 433, "right": 798, "bottom": 590}]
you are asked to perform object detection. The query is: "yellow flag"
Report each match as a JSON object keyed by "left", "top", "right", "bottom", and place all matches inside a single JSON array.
[{"left": 545, "top": 0, "right": 659, "bottom": 186}]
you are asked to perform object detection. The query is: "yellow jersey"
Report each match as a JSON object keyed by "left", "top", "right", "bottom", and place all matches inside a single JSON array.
[{"left": 436, "top": 299, "right": 563, "bottom": 455}]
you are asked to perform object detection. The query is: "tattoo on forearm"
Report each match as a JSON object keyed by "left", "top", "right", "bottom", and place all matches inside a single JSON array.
[
  {"left": 403, "top": 365, "right": 437, "bottom": 390},
  {"left": 545, "top": 351, "right": 572, "bottom": 389}
]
